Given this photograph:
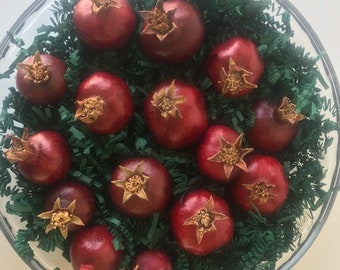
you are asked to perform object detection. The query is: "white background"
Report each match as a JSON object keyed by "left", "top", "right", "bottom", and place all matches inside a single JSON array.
[{"left": 0, "top": 0, "right": 339, "bottom": 269}]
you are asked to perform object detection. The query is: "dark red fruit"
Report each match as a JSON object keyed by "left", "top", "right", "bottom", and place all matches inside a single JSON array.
[
  {"left": 144, "top": 79, "right": 208, "bottom": 149},
  {"left": 171, "top": 189, "right": 234, "bottom": 256},
  {"left": 139, "top": 0, "right": 205, "bottom": 64},
  {"left": 69, "top": 225, "right": 123, "bottom": 270},
  {"left": 73, "top": 0, "right": 136, "bottom": 50},
  {"left": 74, "top": 72, "right": 134, "bottom": 134},
  {"left": 197, "top": 125, "right": 253, "bottom": 182},
  {"left": 248, "top": 97, "right": 306, "bottom": 152},
  {"left": 110, "top": 157, "right": 171, "bottom": 217},
  {"left": 16, "top": 51, "right": 67, "bottom": 104},
  {"left": 205, "top": 36, "right": 264, "bottom": 98},
  {"left": 4, "top": 128, "right": 71, "bottom": 185},
  {"left": 132, "top": 250, "right": 173, "bottom": 270},
  {"left": 232, "top": 154, "right": 289, "bottom": 215},
  {"left": 37, "top": 181, "right": 96, "bottom": 239}
]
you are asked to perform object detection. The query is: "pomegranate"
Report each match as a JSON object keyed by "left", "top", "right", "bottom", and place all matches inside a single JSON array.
[
  {"left": 38, "top": 181, "right": 96, "bottom": 239},
  {"left": 232, "top": 154, "right": 289, "bottom": 215},
  {"left": 16, "top": 51, "right": 67, "bottom": 104},
  {"left": 69, "top": 225, "right": 123, "bottom": 270},
  {"left": 197, "top": 125, "right": 253, "bottom": 182},
  {"left": 139, "top": 0, "right": 205, "bottom": 64},
  {"left": 74, "top": 72, "right": 134, "bottom": 134},
  {"left": 144, "top": 79, "right": 208, "bottom": 149},
  {"left": 73, "top": 0, "right": 136, "bottom": 50},
  {"left": 205, "top": 36, "right": 264, "bottom": 98},
  {"left": 132, "top": 250, "right": 173, "bottom": 270},
  {"left": 4, "top": 128, "right": 71, "bottom": 185},
  {"left": 248, "top": 97, "right": 306, "bottom": 152},
  {"left": 110, "top": 157, "right": 171, "bottom": 217},
  {"left": 170, "top": 189, "right": 234, "bottom": 256}
]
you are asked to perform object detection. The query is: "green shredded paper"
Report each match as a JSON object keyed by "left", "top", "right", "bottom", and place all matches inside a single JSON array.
[{"left": 0, "top": 0, "right": 338, "bottom": 269}]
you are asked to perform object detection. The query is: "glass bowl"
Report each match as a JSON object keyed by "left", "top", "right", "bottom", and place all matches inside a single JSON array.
[{"left": 0, "top": 0, "right": 339, "bottom": 269}]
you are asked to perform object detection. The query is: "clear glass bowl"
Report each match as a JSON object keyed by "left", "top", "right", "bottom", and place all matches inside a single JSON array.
[{"left": 0, "top": 0, "right": 339, "bottom": 269}]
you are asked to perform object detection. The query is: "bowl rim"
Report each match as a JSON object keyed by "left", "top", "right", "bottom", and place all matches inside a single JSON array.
[
  {"left": 276, "top": 0, "right": 340, "bottom": 269},
  {"left": 0, "top": 0, "right": 339, "bottom": 270},
  {"left": 0, "top": 3, "right": 49, "bottom": 270}
]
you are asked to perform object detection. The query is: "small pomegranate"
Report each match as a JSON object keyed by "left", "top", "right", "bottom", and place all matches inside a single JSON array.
[
  {"left": 38, "top": 181, "right": 96, "bottom": 239},
  {"left": 248, "top": 97, "right": 306, "bottom": 152},
  {"left": 15, "top": 51, "right": 67, "bottom": 104},
  {"left": 170, "top": 189, "right": 234, "bottom": 256},
  {"left": 197, "top": 125, "right": 253, "bottom": 182},
  {"left": 139, "top": 0, "right": 205, "bottom": 64},
  {"left": 144, "top": 79, "right": 209, "bottom": 149},
  {"left": 232, "top": 154, "right": 289, "bottom": 215},
  {"left": 74, "top": 72, "right": 134, "bottom": 134},
  {"left": 132, "top": 250, "right": 173, "bottom": 270},
  {"left": 205, "top": 37, "right": 264, "bottom": 98},
  {"left": 73, "top": 0, "right": 136, "bottom": 50},
  {"left": 4, "top": 128, "right": 71, "bottom": 185},
  {"left": 110, "top": 157, "right": 171, "bottom": 217},
  {"left": 69, "top": 225, "right": 123, "bottom": 270}
]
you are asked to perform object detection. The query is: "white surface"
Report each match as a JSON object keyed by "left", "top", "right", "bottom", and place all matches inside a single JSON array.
[{"left": 0, "top": 0, "right": 339, "bottom": 269}]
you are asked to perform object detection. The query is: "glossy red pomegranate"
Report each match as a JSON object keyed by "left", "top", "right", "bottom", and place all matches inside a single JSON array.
[
  {"left": 132, "top": 250, "right": 173, "bottom": 270},
  {"left": 16, "top": 51, "right": 67, "bottom": 104},
  {"left": 4, "top": 128, "right": 71, "bottom": 185},
  {"left": 205, "top": 36, "right": 264, "bottom": 98},
  {"left": 110, "top": 157, "right": 171, "bottom": 217},
  {"left": 144, "top": 79, "right": 208, "bottom": 149},
  {"left": 171, "top": 189, "right": 234, "bottom": 256},
  {"left": 69, "top": 225, "right": 123, "bottom": 270},
  {"left": 74, "top": 72, "right": 134, "bottom": 134},
  {"left": 139, "top": 0, "right": 205, "bottom": 64},
  {"left": 197, "top": 125, "right": 253, "bottom": 182},
  {"left": 73, "top": 0, "right": 136, "bottom": 50},
  {"left": 232, "top": 154, "right": 289, "bottom": 215},
  {"left": 248, "top": 97, "right": 306, "bottom": 152},
  {"left": 38, "top": 181, "right": 96, "bottom": 239}
]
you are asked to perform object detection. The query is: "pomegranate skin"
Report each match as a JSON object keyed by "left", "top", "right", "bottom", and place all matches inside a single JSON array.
[
  {"left": 16, "top": 53, "right": 67, "bottom": 105},
  {"left": 248, "top": 99, "right": 301, "bottom": 152},
  {"left": 143, "top": 79, "right": 209, "bottom": 149},
  {"left": 17, "top": 131, "right": 71, "bottom": 185},
  {"left": 75, "top": 72, "right": 134, "bottom": 134},
  {"left": 110, "top": 157, "right": 172, "bottom": 217},
  {"left": 205, "top": 36, "right": 264, "bottom": 98},
  {"left": 70, "top": 225, "right": 123, "bottom": 270},
  {"left": 133, "top": 250, "right": 173, "bottom": 270},
  {"left": 44, "top": 181, "right": 96, "bottom": 233},
  {"left": 170, "top": 189, "right": 234, "bottom": 256},
  {"left": 73, "top": 0, "right": 136, "bottom": 50},
  {"left": 140, "top": 0, "right": 205, "bottom": 64},
  {"left": 197, "top": 125, "right": 253, "bottom": 182},
  {"left": 232, "top": 154, "right": 289, "bottom": 215}
]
